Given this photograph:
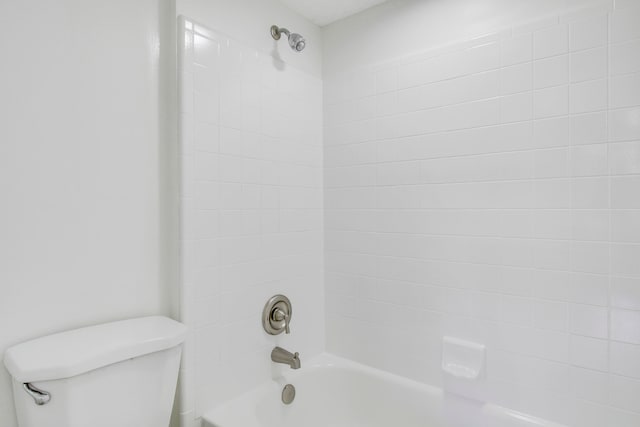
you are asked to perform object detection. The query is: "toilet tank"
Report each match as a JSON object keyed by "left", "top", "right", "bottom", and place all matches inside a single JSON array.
[{"left": 3, "top": 316, "right": 187, "bottom": 427}]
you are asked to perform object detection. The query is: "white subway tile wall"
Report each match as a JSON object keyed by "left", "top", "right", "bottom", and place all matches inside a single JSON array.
[
  {"left": 324, "top": 3, "right": 640, "bottom": 426},
  {"left": 179, "top": 20, "right": 324, "bottom": 424}
]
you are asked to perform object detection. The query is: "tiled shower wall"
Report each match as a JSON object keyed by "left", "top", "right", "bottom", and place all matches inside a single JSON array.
[
  {"left": 178, "top": 19, "right": 324, "bottom": 425},
  {"left": 324, "top": 3, "right": 640, "bottom": 426}
]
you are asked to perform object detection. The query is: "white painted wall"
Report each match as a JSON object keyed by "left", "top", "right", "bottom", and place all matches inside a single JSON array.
[
  {"left": 0, "top": 1, "right": 174, "bottom": 426},
  {"left": 323, "top": 0, "right": 610, "bottom": 74},
  {"left": 323, "top": 0, "right": 640, "bottom": 425}
]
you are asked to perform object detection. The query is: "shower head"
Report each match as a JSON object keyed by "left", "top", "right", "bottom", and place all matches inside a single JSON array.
[
  {"left": 287, "top": 32, "right": 306, "bottom": 52},
  {"left": 271, "top": 25, "right": 306, "bottom": 52}
]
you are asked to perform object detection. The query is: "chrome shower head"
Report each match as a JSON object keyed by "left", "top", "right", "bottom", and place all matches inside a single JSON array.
[
  {"left": 287, "top": 32, "right": 306, "bottom": 52},
  {"left": 271, "top": 25, "right": 306, "bottom": 52}
]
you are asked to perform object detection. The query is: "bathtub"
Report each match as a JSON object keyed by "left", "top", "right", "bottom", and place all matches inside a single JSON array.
[{"left": 202, "top": 353, "right": 566, "bottom": 427}]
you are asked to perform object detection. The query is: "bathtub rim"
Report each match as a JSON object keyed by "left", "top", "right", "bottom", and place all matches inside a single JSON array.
[{"left": 201, "top": 352, "right": 568, "bottom": 427}]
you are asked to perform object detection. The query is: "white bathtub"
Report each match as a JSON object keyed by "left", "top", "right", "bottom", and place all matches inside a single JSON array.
[{"left": 202, "top": 353, "right": 566, "bottom": 427}]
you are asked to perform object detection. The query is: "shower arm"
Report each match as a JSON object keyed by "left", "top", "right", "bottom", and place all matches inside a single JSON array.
[
  {"left": 270, "top": 24, "right": 306, "bottom": 52},
  {"left": 270, "top": 25, "right": 290, "bottom": 40}
]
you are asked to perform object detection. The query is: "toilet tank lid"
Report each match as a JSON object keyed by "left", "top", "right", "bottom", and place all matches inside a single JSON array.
[{"left": 3, "top": 316, "right": 187, "bottom": 383}]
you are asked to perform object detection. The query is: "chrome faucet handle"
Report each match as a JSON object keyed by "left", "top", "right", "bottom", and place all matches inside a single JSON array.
[{"left": 273, "top": 308, "right": 290, "bottom": 334}]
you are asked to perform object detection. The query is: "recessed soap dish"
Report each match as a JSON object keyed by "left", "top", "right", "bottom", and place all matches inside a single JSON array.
[{"left": 442, "top": 336, "right": 486, "bottom": 380}]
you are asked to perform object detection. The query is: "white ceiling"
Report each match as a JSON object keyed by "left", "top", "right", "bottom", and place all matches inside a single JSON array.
[{"left": 278, "top": 0, "right": 392, "bottom": 26}]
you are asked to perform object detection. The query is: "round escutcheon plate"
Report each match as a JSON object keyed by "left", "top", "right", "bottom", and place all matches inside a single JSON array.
[{"left": 282, "top": 384, "right": 295, "bottom": 405}]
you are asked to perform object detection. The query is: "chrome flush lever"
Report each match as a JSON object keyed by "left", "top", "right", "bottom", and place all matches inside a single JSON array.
[{"left": 23, "top": 383, "right": 51, "bottom": 405}]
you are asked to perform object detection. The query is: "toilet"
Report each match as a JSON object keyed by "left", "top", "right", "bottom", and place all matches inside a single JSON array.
[{"left": 3, "top": 316, "right": 186, "bottom": 427}]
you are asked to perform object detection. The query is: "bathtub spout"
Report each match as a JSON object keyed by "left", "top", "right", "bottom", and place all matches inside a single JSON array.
[{"left": 271, "top": 346, "right": 301, "bottom": 369}]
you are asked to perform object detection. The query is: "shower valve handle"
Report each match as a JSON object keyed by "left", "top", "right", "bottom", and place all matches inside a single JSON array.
[
  {"left": 262, "top": 294, "right": 293, "bottom": 335},
  {"left": 273, "top": 308, "right": 290, "bottom": 334}
]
